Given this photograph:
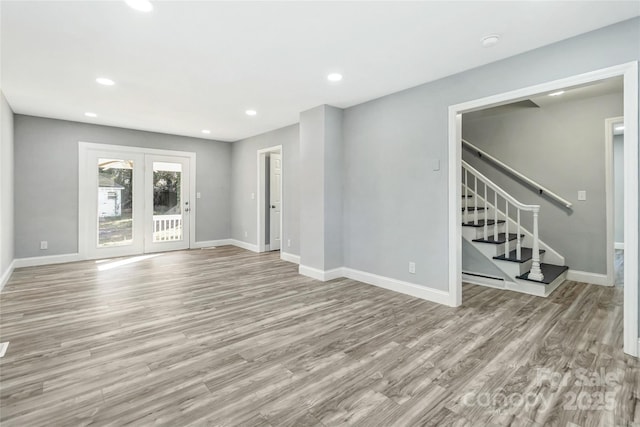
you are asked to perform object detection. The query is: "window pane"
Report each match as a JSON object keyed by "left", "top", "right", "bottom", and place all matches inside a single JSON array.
[
  {"left": 152, "top": 162, "right": 183, "bottom": 242},
  {"left": 97, "top": 158, "right": 133, "bottom": 247}
]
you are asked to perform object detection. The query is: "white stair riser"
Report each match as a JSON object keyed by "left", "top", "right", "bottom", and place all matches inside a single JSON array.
[
  {"left": 513, "top": 269, "right": 567, "bottom": 297},
  {"left": 493, "top": 253, "right": 546, "bottom": 277}
]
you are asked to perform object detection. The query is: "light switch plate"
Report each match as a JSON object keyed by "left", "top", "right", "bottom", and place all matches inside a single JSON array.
[{"left": 578, "top": 190, "right": 587, "bottom": 201}]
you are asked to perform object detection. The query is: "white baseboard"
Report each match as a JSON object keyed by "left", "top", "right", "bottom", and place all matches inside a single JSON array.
[
  {"left": 342, "top": 267, "right": 452, "bottom": 306},
  {"left": 615, "top": 242, "right": 625, "bottom": 250},
  {"left": 567, "top": 269, "right": 610, "bottom": 286},
  {"left": 280, "top": 252, "right": 300, "bottom": 264},
  {"left": 192, "top": 239, "right": 233, "bottom": 249},
  {"left": 228, "top": 239, "right": 259, "bottom": 253},
  {"left": 13, "top": 253, "right": 83, "bottom": 269},
  {"left": 298, "top": 265, "right": 344, "bottom": 282},
  {"left": 0, "top": 260, "right": 16, "bottom": 292}
]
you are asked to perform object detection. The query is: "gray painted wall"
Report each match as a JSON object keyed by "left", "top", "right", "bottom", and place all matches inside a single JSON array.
[
  {"left": 299, "top": 106, "right": 327, "bottom": 268},
  {"left": 231, "top": 124, "right": 300, "bottom": 255},
  {"left": 462, "top": 91, "right": 623, "bottom": 274},
  {"left": 299, "top": 105, "right": 344, "bottom": 270},
  {"left": 614, "top": 134, "right": 625, "bottom": 243},
  {"left": 0, "top": 91, "right": 14, "bottom": 278},
  {"left": 323, "top": 106, "right": 344, "bottom": 270},
  {"left": 13, "top": 115, "right": 232, "bottom": 258},
  {"left": 342, "top": 17, "right": 639, "bottom": 292}
]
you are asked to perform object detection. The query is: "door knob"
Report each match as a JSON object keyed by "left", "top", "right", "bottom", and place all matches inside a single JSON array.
[{"left": 271, "top": 205, "right": 276, "bottom": 208}]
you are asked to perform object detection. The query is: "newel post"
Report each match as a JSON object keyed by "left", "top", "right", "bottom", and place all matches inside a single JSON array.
[{"left": 528, "top": 208, "right": 544, "bottom": 281}]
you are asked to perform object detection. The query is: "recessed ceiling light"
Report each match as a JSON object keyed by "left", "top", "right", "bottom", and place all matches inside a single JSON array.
[
  {"left": 549, "top": 90, "right": 565, "bottom": 97},
  {"left": 327, "top": 73, "right": 343, "bottom": 82},
  {"left": 85, "top": 112, "right": 97, "bottom": 118},
  {"left": 481, "top": 35, "right": 500, "bottom": 48},
  {"left": 246, "top": 110, "right": 257, "bottom": 116},
  {"left": 201, "top": 129, "right": 211, "bottom": 134},
  {"left": 96, "top": 77, "right": 115, "bottom": 86},
  {"left": 124, "top": 0, "right": 153, "bottom": 12},
  {"left": 615, "top": 125, "right": 624, "bottom": 131}
]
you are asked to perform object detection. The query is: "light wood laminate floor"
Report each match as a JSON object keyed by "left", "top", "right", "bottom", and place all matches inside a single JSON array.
[{"left": 0, "top": 246, "right": 638, "bottom": 426}]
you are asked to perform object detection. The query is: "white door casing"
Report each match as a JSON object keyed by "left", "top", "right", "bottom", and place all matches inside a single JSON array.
[{"left": 269, "top": 153, "right": 282, "bottom": 251}]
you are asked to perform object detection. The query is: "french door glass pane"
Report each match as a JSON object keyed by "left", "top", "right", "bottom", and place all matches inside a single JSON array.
[
  {"left": 152, "top": 162, "right": 183, "bottom": 242},
  {"left": 97, "top": 158, "right": 134, "bottom": 247}
]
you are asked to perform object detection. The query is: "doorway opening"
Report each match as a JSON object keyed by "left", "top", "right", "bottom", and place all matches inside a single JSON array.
[
  {"left": 448, "top": 62, "right": 638, "bottom": 356},
  {"left": 257, "top": 145, "right": 283, "bottom": 253},
  {"left": 606, "top": 116, "right": 625, "bottom": 287}
]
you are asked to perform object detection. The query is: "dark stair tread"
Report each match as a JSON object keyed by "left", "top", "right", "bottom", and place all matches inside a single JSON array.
[
  {"left": 517, "top": 263, "right": 569, "bottom": 285},
  {"left": 493, "top": 247, "right": 545, "bottom": 263},
  {"left": 473, "top": 233, "right": 524, "bottom": 245},
  {"left": 461, "top": 207, "right": 486, "bottom": 212},
  {"left": 462, "top": 195, "right": 473, "bottom": 198},
  {"left": 462, "top": 219, "right": 505, "bottom": 228}
]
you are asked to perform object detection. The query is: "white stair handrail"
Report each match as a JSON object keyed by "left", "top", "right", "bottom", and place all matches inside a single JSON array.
[
  {"left": 462, "top": 160, "right": 544, "bottom": 281},
  {"left": 463, "top": 139, "right": 572, "bottom": 209},
  {"left": 462, "top": 161, "right": 539, "bottom": 212}
]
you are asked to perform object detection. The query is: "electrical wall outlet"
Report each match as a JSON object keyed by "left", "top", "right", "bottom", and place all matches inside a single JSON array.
[
  {"left": 196, "top": 192, "right": 201, "bottom": 199},
  {"left": 40, "top": 241, "right": 48, "bottom": 250},
  {"left": 251, "top": 193, "right": 255, "bottom": 200},
  {"left": 244, "top": 231, "right": 248, "bottom": 238},
  {"left": 409, "top": 262, "right": 416, "bottom": 274},
  {"left": 287, "top": 239, "right": 291, "bottom": 247}
]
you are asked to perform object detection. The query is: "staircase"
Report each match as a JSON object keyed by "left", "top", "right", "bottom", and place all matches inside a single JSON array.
[{"left": 461, "top": 160, "right": 569, "bottom": 297}]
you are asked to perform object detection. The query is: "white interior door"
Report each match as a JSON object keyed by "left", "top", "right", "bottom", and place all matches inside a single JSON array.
[
  {"left": 269, "top": 153, "right": 281, "bottom": 251},
  {"left": 82, "top": 149, "right": 145, "bottom": 259},
  {"left": 144, "top": 155, "right": 191, "bottom": 253}
]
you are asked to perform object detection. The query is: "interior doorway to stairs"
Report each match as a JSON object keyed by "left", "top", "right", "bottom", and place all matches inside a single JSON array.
[
  {"left": 448, "top": 62, "right": 638, "bottom": 357},
  {"left": 606, "top": 116, "right": 625, "bottom": 288},
  {"left": 257, "top": 145, "right": 283, "bottom": 252}
]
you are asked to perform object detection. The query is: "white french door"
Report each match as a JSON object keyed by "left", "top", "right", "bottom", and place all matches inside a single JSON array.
[
  {"left": 79, "top": 143, "right": 194, "bottom": 260},
  {"left": 144, "top": 155, "right": 190, "bottom": 253}
]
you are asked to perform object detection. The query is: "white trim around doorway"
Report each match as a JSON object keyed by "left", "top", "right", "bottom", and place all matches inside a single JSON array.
[
  {"left": 256, "top": 145, "right": 283, "bottom": 253},
  {"left": 448, "top": 61, "right": 639, "bottom": 357},
  {"left": 78, "top": 142, "right": 197, "bottom": 260},
  {"left": 605, "top": 116, "right": 624, "bottom": 287}
]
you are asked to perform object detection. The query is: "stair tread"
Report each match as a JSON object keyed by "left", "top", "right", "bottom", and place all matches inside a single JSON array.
[
  {"left": 517, "top": 263, "right": 569, "bottom": 285},
  {"left": 493, "top": 247, "right": 546, "bottom": 263},
  {"left": 462, "top": 219, "right": 505, "bottom": 228},
  {"left": 461, "top": 206, "right": 486, "bottom": 212},
  {"left": 473, "top": 233, "right": 524, "bottom": 245}
]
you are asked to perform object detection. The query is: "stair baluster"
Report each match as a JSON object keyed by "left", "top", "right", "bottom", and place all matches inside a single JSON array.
[
  {"left": 474, "top": 176, "right": 479, "bottom": 225},
  {"left": 493, "top": 191, "right": 498, "bottom": 240},
  {"left": 464, "top": 169, "right": 469, "bottom": 224},
  {"left": 505, "top": 202, "right": 510, "bottom": 256},
  {"left": 529, "top": 209, "right": 544, "bottom": 281},
  {"left": 483, "top": 182, "right": 488, "bottom": 240},
  {"left": 516, "top": 209, "right": 522, "bottom": 260}
]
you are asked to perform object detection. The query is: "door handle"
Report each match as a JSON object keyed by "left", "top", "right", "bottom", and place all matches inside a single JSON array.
[{"left": 271, "top": 205, "right": 276, "bottom": 208}]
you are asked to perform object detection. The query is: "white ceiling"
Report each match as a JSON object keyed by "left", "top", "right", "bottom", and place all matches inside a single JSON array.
[{"left": 1, "top": 1, "right": 638, "bottom": 142}]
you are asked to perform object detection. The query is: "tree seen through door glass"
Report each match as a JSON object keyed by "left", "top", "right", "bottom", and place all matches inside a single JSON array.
[{"left": 153, "top": 162, "right": 183, "bottom": 242}]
